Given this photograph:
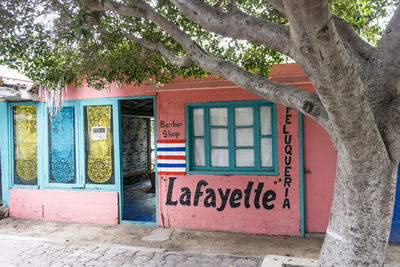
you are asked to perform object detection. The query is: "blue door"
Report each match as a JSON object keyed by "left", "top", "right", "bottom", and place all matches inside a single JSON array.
[{"left": 389, "top": 164, "right": 400, "bottom": 243}]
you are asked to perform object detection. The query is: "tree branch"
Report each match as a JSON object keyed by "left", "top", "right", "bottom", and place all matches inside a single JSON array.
[
  {"left": 90, "top": 16, "right": 192, "bottom": 67},
  {"left": 332, "top": 15, "right": 375, "bottom": 61},
  {"left": 191, "top": 50, "right": 329, "bottom": 127},
  {"left": 168, "top": 0, "right": 291, "bottom": 56},
  {"left": 86, "top": 0, "right": 329, "bottom": 127},
  {"left": 268, "top": 0, "right": 286, "bottom": 16},
  {"left": 86, "top": 0, "right": 146, "bottom": 18},
  {"left": 378, "top": 95, "right": 400, "bottom": 161},
  {"left": 375, "top": 4, "right": 400, "bottom": 92},
  {"left": 330, "top": 15, "right": 374, "bottom": 93},
  {"left": 282, "top": 0, "right": 388, "bottom": 158},
  {"left": 330, "top": 16, "right": 386, "bottom": 112}
]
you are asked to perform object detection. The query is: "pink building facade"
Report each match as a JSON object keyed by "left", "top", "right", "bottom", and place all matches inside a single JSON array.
[{"left": 0, "top": 63, "right": 339, "bottom": 237}]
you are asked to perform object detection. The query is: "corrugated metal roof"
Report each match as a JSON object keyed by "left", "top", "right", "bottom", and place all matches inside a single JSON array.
[{"left": 0, "top": 78, "right": 38, "bottom": 101}]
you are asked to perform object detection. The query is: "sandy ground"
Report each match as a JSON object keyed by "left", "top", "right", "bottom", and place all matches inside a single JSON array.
[{"left": 0, "top": 217, "right": 399, "bottom": 266}]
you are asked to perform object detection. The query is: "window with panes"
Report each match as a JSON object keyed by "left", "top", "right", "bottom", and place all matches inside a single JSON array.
[{"left": 187, "top": 101, "right": 277, "bottom": 174}]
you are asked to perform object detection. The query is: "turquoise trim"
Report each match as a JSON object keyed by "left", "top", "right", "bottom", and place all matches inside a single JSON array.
[
  {"left": 187, "top": 171, "right": 279, "bottom": 176},
  {"left": 118, "top": 101, "right": 123, "bottom": 224},
  {"left": 8, "top": 102, "right": 42, "bottom": 188},
  {"left": 77, "top": 101, "right": 85, "bottom": 188},
  {"left": 43, "top": 102, "right": 82, "bottom": 189},
  {"left": 298, "top": 112, "right": 305, "bottom": 237},
  {"left": 204, "top": 107, "right": 210, "bottom": 168},
  {"left": 120, "top": 220, "right": 156, "bottom": 226},
  {"left": 228, "top": 107, "right": 235, "bottom": 168},
  {"left": 0, "top": 102, "right": 10, "bottom": 205},
  {"left": 5, "top": 96, "right": 158, "bottom": 205},
  {"left": 186, "top": 100, "right": 278, "bottom": 175},
  {"left": 81, "top": 99, "right": 120, "bottom": 191},
  {"left": 185, "top": 105, "right": 191, "bottom": 172},
  {"left": 7, "top": 100, "right": 121, "bottom": 191},
  {"left": 38, "top": 103, "right": 46, "bottom": 190},
  {"left": 6, "top": 96, "right": 158, "bottom": 225},
  {"left": 113, "top": 99, "right": 122, "bottom": 195},
  {"left": 7, "top": 103, "right": 12, "bottom": 194},
  {"left": 187, "top": 100, "right": 270, "bottom": 107},
  {"left": 254, "top": 106, "right": 261, "bottom": 169},
  {"left": 11, "top": 185, "right": 39, "bottom": 189},
  {"left": 272, "top": 105, "right": 279, "bottom": 171},
  {"left": 153, "top": 96, "right": 158, "bottom": 227}
]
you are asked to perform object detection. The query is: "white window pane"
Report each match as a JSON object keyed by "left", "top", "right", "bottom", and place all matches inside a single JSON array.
[
  {"left": 193, "top": 109, "right": 204, "bottom": 136},
  {"left": 194, "top": 139, "right": 205, "bottom": 166},
  {"left": 235, "top": 128, "right": 254, "bottom": 146},
  {"left": 236, "top": 149, "right": 254, "bottom": 167},
  {"left": 210, "top": 128, "right": 228, "bottom": 147},
  {"left": 235, "top": 107, "right": 253, "bottom": 126},
  {"left": 260, "top": 106, "right": 272, "bottom": 135},
  {"left": 210, "top": 108, "right": 227, "bottom": 126},
  {"left": 261, "top": 138, "right": 273, "bottom": 167},
  {"left": 211, "top": 149, "right": 229, "bottom": 167}
]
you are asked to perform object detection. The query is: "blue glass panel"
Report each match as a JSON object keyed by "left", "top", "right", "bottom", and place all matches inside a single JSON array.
[{"left": 49, "top": 107, "right": 76, "bottom": 183}]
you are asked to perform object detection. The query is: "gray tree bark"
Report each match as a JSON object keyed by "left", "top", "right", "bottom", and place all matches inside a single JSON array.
[
  {"left": 319, "top": 149, "right": 397, "bottom": 266},
  {"left": 84, "top": 0, "right": 400, "bottom": 266}
]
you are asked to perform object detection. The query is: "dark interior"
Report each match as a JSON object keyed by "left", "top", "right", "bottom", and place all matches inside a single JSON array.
[{"left": 120, "top": 99, "right": 156, "bottom": 222}]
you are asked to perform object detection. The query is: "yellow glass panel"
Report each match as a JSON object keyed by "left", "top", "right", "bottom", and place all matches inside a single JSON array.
[
  {"left": 15, "top": 106, "right": 37, "bottom": 181},
  {"left": 86, "top": 105, "right": 113, "bottom": 183}
]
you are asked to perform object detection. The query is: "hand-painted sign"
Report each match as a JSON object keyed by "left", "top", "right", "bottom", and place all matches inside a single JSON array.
[
  {"left": 282, "top": 107, "right": 293, "bottom": 209},
  {"left": 165, "top": 177, "right": 276, "bottom": 211},
  {"left": 160, "top": 120, "right": 183, "bottom": 138}
]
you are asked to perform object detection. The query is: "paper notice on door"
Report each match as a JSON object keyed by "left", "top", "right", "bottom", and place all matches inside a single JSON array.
[{"left": 91, "top": 126, "right": 107, "bottom": 140}]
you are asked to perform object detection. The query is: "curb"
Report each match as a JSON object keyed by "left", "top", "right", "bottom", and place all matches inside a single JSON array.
[{"left": 261, "top": 255, "right": 318, "bottom": 267}]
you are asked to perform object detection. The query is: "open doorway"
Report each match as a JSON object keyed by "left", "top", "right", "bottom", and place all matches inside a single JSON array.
[{"left": 120, "top": 99, "right": 156, "bottom": 223}]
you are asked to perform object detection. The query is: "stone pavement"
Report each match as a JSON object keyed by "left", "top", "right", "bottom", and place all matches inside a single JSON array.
[
  {"left": 0, "top": 217, "right": 399, "bottom": 266},
  {"left": 0, "top": 235, "right": 262, "bottom": 267}
]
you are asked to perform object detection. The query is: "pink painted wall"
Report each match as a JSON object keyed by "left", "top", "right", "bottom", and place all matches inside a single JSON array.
[
  {"left": 9, "top": 189, "right": 119, "bottom": 224},
  {"left": 34, "top": 63, "right": 337, "bottom": 233},
  {"left": 156, "top": 88, "right": 301, "bottom": 236},
  {"left": 270, "top": 64, "right": 337, "bottom": 233},
  {"left": 62, "top": 75, "right": 238, "bottom": 101},
  {"left": 63, "top": 81, "right": 154, "bottom": 100},
  {"left": 303, "top": 117, "right": 336, "bottom": 232}
]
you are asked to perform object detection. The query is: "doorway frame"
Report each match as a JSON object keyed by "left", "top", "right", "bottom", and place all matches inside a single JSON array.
[{"left": 118, "top": 96, "right": 158, "bottom": 226}]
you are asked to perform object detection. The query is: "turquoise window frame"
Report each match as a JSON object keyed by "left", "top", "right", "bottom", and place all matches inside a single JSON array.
[
  {"left": 43, "top": 101, "right": 83, "bottom": 189},
  {"left": 0, "top": 102, "right": 10, "bottom": 205},
  {"left": 8, "top": 102, "right": 44, "bottom": 189},
  {"left": 6, "top": 100, "right": 120, "bottom": 192},
  {"left": 81, "top": 99, "right": 121, "bottom": 191},
  {"left": 2, "top": 96, "right": 158, "bottom": 226},
  {"left": 186, "top": 100, "right": 278, "bottom": 175}
]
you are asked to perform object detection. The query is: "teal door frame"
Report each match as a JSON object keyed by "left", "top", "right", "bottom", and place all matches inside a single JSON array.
[
  {"left": 0, "top": 102, "right": 10, "bottom": 206},
  {"left": 117, "top": 96, "right": 158, "bottom": 227}
]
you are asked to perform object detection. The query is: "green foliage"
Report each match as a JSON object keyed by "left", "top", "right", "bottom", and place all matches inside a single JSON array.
[
  {"left": 0, "top": 0, "right": 397, "bottom": 90},
  {"left": 330, "top": 0, "right": 400, "bottom": 45}
]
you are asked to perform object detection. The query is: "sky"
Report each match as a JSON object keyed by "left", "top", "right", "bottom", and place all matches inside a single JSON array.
[{"left": 0, "top": 65, "right": 31, "bottom": 82}]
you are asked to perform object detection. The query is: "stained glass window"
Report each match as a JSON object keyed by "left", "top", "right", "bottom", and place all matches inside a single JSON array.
[
  {"left": 49, "top": 107, "right": 76, "bottom": 183},
  {"left": 13, "top": 106, "right": 38, "bottom": 185},
  {"left": 84, "top": 105, "right": 114, "bottom": 184}
]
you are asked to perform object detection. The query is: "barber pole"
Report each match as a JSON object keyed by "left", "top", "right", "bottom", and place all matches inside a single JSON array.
[{"left": 157, "top": 140, "right": 186, "bottom": 175}]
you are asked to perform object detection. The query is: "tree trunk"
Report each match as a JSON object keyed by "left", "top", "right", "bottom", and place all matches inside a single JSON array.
[{"left": 319, "top": 149, "right": 398, "bottom": 266}]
